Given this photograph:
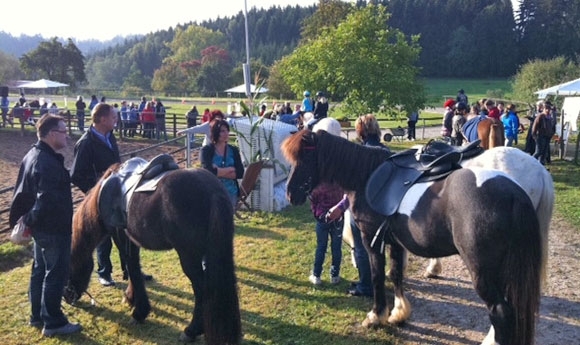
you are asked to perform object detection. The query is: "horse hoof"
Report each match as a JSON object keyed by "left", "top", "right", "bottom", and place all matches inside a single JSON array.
[
  {"left": 362, "top": 310, "right": 387, "bottom": 328},
  {"left": 423, "top": 271, "right": 439, "bottom": 279},
  {"left": 179, "top": 332, "right": 197, "bottom": 343}
]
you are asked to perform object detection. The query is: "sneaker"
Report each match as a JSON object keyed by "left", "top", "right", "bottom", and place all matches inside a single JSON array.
[
  {"left": 308, "top": 274, "right": 322, "bottom": 285},
  {"left": 330, "top": 276, "right": 341, "bottom": 285},
  {"left": 42, "top": 322, "right": 82, "bottom": 337},
  {"left": 98, "top": 276, "right": 116, "bottom": 286}
]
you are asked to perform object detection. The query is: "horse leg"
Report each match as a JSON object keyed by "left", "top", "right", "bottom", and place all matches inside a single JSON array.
[
  {"left": 362, "top": 240, "right": 411, "bottom": 327},
  {"left": 112, "top": 230, "right": 150, "bottom": 322},
  {"left": 424, "top": 258, "right": 442, "bottom": 278},
  {"left": 386, "top": 241, "right": 411, "bottom": 324},
  {"left": 175, "top": 249, "right": 206, "bottom": 342},
  {"left": 473, "top": 272, "right": 514, "bottom": 345}
]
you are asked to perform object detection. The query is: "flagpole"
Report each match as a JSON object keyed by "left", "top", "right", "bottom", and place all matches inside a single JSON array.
[{"left": 243, "top": 0, "right": 252, "bottom": 107}]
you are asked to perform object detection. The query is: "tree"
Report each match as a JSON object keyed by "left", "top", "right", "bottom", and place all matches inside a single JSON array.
[
  {"left": 511, "top": 56, "right": 580, "bottom": 104},
  {"left": 266, "top": 60, "right": 294, "bottom": 99},
  {"left": 19, "top": 38, "right": 85, "bottom": 88},
  {"left": 168, "top": 26, "right": 227, "bottom": 63},
  {"left": 0, "top": 51, "right": 23, "bottom": 83},
  {"left": 301, "top": 0, "right": 354, "bottom": 40},
  {"left": 280, "top": 4, "right": 425, "bottom": 115}
]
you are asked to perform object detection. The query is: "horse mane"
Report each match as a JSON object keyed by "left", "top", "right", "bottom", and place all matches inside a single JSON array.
[
  {"left": 282, "top": 129, "right": 388, "bottom": 191},
  {"left": 71, "top": 163, "right": 122, "bottom": 259}
]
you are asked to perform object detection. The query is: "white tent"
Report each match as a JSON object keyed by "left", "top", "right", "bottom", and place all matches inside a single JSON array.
[
  {"left": 224, "top": 84, "right": 268, "bottom": 94},
  {"left": 18, "top": 78, "right": 69, "bottom": 89},
  {"left": 535, "top": 77, "right": 580, "bottom": 99}
]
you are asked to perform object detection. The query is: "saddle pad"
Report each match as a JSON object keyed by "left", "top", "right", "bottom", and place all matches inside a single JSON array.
[{"left": 365, "top": 161, "right": 423, "bottom": 217}]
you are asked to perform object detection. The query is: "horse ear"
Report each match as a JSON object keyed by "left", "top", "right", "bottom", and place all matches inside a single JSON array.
[{"left": 98, "top": 175, "right": 126, "bottom": 228}]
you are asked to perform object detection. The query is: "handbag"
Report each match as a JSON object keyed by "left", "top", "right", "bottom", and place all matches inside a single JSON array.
[{"left": 10, "top": 216, "right": 32, "bottom": 245}]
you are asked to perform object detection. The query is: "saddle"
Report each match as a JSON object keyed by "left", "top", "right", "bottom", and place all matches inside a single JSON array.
[
  {"left": 365, "top": 140, "right": 483, "bottom": 217},
  {"left": 114, "top": 154, "right": 179, "bottom": 209}
]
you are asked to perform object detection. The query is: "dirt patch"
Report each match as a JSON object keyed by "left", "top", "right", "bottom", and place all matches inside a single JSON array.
[{"left": 394, "top": 214, "right": 580, "bottom": 344}]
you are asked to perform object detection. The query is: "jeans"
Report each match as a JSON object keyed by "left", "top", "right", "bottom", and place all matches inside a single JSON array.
[
  {"left": 533, "top": 136, "right": 550, "bottom": 165},
  {"left": 30, "top": 232, "right": 71, "bottom": 329},
  {"left": 350, "top": 219, "right": 373, "bottom": 295},
  {"left": 97, "top": 236, "right": 114, "bottom": 278},
  {"left": 407, "top": 120, "right": 416, "bottom": 140},
  {"left": 76, "top": 111, "right": 84, "bottom": 131},
  {"left": 312, "top": 218, "right": 343, "bottom": 278}
]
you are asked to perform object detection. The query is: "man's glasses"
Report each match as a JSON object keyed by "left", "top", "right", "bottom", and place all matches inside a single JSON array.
[{"left": 51, "top": 129, "right": 67, "bottom": 134}]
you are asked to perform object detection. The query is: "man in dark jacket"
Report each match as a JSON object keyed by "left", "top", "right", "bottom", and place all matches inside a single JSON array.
[
  {"left": 70, "top": 103, "right": 155, "bottom": 286},
  {"left": 11, "top": 114, "right": 82, "bottom": 336}
]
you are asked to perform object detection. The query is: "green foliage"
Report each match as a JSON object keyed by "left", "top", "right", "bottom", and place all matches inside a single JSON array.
[
  {"left": 280, "top": 4, "right": 425, "bottom": 115},
  {"left": 19, "top": 38, "right": 86, "bottom": 88},
  {"left": 511, "top": 57, "right": 580, "bottom": 104},
  {"left": 0, "top": 51, "right": 23, "bottom": 82},
  {"left": 300, "top": 0, "right": 354, "bottom": 40}
]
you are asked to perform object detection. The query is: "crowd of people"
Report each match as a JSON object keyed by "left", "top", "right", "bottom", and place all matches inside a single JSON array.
[{"left": 442, "top": 89, "right": 557, "bottom": 166}]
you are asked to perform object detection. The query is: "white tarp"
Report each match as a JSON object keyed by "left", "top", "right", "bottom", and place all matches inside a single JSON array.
[
  {"left": 562, "top": 97, "right": 580, "bottom": 132},
  {"left": 18, "top": 78, "right": 69, "bottom": 89},
  {"left": 535, "top": 77, "right": 580, "bottom": 99},
  {"left": 224, "top": 84, "right": 268, "bottom": 94}
]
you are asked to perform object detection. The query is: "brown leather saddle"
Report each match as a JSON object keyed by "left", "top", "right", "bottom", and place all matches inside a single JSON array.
[{"left": 365, "top": 140, "right": 483, "bottom": 216}]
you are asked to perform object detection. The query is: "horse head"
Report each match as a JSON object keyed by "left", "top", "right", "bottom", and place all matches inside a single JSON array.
[{"left": 282, "top": 129, "right": 320, "bottom": 205}]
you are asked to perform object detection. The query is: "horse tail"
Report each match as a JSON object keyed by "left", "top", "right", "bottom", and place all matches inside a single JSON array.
[
  {"left": 203, "top": 194, "right": 241, "bottom": 345},
  {"left": 503, "top": 196, "right": 542, "bottom": 345},
  {"left": 535, "top": 168, "right": 554, "bottom": 285}
]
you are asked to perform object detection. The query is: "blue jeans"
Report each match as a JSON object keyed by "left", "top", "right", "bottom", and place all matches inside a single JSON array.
[
  {"left": 30, "top": 232, "right": 71, "bottom": 329},
  {"left": 76, "top": 111, "right": 84, "bottom": 131},
  {"left": 533, "top": 136, "right": 550, "bottom": 165},
  {"left": 312, "top": 218, "right": 343, "bottom": 278},
  {"left": 96, "top": 236, "right": 113, "bottom": 278},
  {"left": 350, "top": 219, "right": 373, "bottom": 295}
]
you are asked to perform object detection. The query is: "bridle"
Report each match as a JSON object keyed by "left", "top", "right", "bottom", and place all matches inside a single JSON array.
[{"left": 296, "top": 145, "right": 316, "bottom": 198}]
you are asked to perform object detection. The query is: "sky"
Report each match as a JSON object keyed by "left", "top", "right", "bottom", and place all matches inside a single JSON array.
[
  {"left": 2, "top": 0, "right": 519, "bottom": 41},
  {"left": 1, "top": 0, "right": 319, "bottom": 41}
]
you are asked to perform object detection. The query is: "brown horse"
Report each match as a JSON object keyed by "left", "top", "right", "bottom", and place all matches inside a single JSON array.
[
  {"left": 477, "top": 117, "right": 505, "bottom": 149},
  {"left": 64, "top": 159, "right": 241, "bottom": 344}
]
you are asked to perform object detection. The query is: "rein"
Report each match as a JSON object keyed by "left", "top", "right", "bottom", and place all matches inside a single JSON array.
[{"left": 370, "top": 218, "right": 389, "bottom": 254}]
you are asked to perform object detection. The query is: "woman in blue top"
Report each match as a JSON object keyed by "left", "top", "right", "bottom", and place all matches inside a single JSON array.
[
  {"left": 301, "top": 90, "right": 313, "bottom": 112},
  {"left": 501, "top": 103, "right": 519, "bottom": 147},
  {"left": 200, "top": 119, "right": 244, "bottom": 207}
]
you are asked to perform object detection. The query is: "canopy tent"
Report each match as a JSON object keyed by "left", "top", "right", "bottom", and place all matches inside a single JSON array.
[
  {"left": 225, "top": 84, "right": 268, "bottom": 94},
  {"left": 18, "top": 78, "right": 69, "bottom": 89},
  {"left": 535, "top": 77, "right": 580, "bottom": 99}
]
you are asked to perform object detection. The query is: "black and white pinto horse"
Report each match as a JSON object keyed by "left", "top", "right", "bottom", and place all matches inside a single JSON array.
[
  {"left": 282, "top": 129, "right": 547, "bottom": 345},
  {"left": 424, "top": 145, "right": 553, "bottom": 281}
]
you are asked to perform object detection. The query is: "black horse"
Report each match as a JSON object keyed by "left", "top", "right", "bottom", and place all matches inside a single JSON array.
[
  {"left": 64, "top": 158, "right": 241, "bottom": 344},
  {"left": 281, "top": 129, "right": 545, "bottom": 345}
]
